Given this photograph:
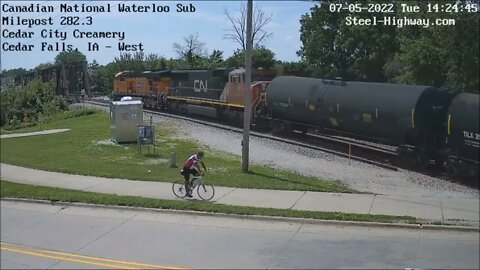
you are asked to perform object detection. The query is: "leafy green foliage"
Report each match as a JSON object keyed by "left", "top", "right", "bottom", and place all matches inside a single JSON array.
[
  {"left": 298, "top": 0, "right": 479, "bottom": 92},
  {"left": 0, "top": 68, "right": 28, "bottom": 77},
  {"left": 389, "top": 3, "right": 479, "bottom": 92},
  {"left": 276, "top": 61, "right": 315, "bottom": 77},
  {"left": 41, "top": 107, "right": 98, "bottom": 124},
  {"left": 55, "top": 51, "right": 87, "bottom": 64},
  {"left": 0, "top": 80, "right": 68, "bottom": 127},
  {"left": 298, "top": 0, "right": 397, "bottom": 81},
  {"left": 225, "top": 47, "right": 276, "bottom": 69},
  {"left": 89, "top": 63, "right": 112, "bottom": 94}
]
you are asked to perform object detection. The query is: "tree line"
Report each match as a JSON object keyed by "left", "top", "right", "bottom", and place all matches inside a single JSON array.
[
  {"left": 297, "top": 0, "right": 479, "bottom": 93},
  {"left": 2, "top": 0, "right": 478, "bottom": 98}
]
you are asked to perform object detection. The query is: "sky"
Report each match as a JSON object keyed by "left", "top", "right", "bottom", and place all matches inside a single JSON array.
[{"left": 0, "top": 0, "right": 317, "bottom": 70}]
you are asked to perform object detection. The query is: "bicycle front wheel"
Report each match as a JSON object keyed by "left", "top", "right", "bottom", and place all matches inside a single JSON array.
[
  {"left": 172, "top": 180, "right": 187, "bottom": 198},
  {"left": 197, "top": 184, "right": 215, "bottom": 201}
]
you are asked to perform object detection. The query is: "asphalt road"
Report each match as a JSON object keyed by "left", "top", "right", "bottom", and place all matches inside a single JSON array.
[{"left": 1, "top": 200, "right": 479, "bottom": 269}]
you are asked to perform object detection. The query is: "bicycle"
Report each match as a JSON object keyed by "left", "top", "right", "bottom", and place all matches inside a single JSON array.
[{"left": 172, "top": 174, "right": 215, "bottom": 201}]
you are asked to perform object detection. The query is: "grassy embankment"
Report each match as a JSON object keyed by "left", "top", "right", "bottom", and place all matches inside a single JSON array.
[
  {"left": 1, "top": 108, "right": 354, "bottom": 192},
  {"left": 0, "top": 109, "right": 421, "bottom": 224},
  {"left": 1, "top": 181, "right": 417, "bottom": 224}
]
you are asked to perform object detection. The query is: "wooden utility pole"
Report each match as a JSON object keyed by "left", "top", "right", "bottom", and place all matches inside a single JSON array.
[
  {"left": 60, "top": 63, "right": 69, "bottom": 97},
  {"left": 83, "top": 61, "right": 92, "bottom": 98},
  {"left": 242, "top": 0, "right": 253, "bottom": 173}
]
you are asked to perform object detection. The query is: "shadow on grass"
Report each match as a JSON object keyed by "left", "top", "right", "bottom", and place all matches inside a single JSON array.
[{"left": 143, "top": 153, "right": 163, "bottom": 158}]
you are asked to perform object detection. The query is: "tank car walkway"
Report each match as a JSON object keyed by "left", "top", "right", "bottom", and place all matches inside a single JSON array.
[{"left": 1, "top": 163, "right": 478, "bottom": 227}]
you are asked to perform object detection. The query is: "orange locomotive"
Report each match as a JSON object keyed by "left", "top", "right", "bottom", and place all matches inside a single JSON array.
[
  {"left": 112, "top": 68, "right": 273, "bottom": 124},
  {"left": 113, "top": 70, "right": 171, "bottom": 109}
]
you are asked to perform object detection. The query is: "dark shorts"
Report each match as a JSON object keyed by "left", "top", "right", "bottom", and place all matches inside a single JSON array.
[{"left": 182, "top": 168, "right": 199, "bottom": 181}]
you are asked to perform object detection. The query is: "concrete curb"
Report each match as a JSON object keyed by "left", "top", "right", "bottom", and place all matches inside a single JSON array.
[{"left": 3, "top": 198, "right": 479, "bottom": 232}]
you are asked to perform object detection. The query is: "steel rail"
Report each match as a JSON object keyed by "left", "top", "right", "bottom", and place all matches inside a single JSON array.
[{"left": 85, "top": 100, "right": 399, "bottom": 171}]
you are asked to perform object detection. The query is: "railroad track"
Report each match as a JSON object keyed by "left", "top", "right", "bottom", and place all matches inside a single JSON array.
[
  {"left": 84, "top": 98, "right": 479, "bottom": 190},
  {"left": 86, "top": 99, "right": 479, "bottom": 187},
  {"left": 85, "top": 99, "right": 399, "bottom": 171}
]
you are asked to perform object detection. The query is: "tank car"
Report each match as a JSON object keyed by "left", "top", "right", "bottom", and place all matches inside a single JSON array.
[
  {"left": 444, "top": 92, "right": 479, "bottom": 182},
  {"left": 265, "top": 76, "right": 454, "bottom": 164}
]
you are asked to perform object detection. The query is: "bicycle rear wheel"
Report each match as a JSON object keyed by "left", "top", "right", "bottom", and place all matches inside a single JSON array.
[
  {"left": 197, "top": 184, "right": 215, "bottom": 201},
  {"left": 172, "top": 180, "right": 187, "bottom": 198}
]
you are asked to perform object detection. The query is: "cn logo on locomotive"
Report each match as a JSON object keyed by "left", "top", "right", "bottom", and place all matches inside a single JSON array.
[{"left": 194, "top": 80, "right": 208, "bottom": 93}]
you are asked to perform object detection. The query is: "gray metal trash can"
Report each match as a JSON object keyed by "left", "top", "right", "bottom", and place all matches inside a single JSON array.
[{"left": 110, "top": 98, "right": 143, "bottom": 143}]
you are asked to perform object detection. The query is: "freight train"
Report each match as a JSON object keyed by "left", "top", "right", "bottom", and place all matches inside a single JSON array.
[{"left": 112, "top": 68, "right": 479, "bottom": 185}]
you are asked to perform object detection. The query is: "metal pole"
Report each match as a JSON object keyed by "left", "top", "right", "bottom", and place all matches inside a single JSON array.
[
  {"left": 348, "top": 143, "right": 352, "bottom": 165},
  {"left": 242, "top": 0, "right": 253, "bottom": 173}
]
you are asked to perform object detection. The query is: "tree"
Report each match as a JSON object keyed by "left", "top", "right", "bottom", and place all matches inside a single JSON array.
[
  {"left": 88, "top": 60, "right": 100, "bottom": 70},
  {"left": 54, "top": 51, "right": 87, "bottom": 64},
  {"left": 34, "top": 63, "right": 54, "bottom": 71},
  {"left": 223, "top": 3, "right": 273, "bottom": 50},
  {"left": 225, "top": 47, "right": 276, "bottom": 69},
  {"left": 299, "top": 0, "right": 479, "bottom": 91},
  {"left": 89, "top": 61, "right": 111, "bottom": 94},
  {"left": 444, "top": 12, "right": 479, "bottom": 93},
  {"left": 280, "top": 61, "right": 314, "bottom": 77},
  {"left": 207, "top": 50, "right": 224, "bottom": 67},
  {"left": 385, "top": 1, "right": 479, "bottom": 92},
  {"left": 0, "top": 68, "right": 28, "bottom": 78},
  {"left": 298, "top": 1, "right": 350, "bottom": 78},
  {"left": 173, "top": 33, "right": 208, "bottom": 67},
  {"left": 0, "top": 80, "right": 67, "bottom": 127},
  {"left": 113, "top": 52, "right": 144, "bottom": 71},
  {"left": 143, "top": 53, "right": 167, "bottom": 70},
  {"left": 298, "top": 0, "right": 397, "bottom": 81}
]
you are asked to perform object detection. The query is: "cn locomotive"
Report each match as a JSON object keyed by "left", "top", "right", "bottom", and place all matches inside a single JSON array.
[{"left": 112, "top": 68, "right": 479, "bottom": 185}]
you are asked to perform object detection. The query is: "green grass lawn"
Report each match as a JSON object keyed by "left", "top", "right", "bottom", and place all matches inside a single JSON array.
[
  {"left": 1, "top": 110, "right": 356, "bottom": 193},
  {"left": 1, "top": 180, "right": 415, "bottom": 224}
]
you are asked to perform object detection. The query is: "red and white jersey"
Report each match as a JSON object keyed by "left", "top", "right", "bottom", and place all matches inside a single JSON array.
[{"left": 184, "top": 154, "right": 201, "bottom": 169}]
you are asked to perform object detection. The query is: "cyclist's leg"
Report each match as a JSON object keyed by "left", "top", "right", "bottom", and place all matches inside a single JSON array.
[
  {"left": 191, "top": 169, "right": 201, "bottom": 187},
  {"left": 183, "top": 169, "right": 193, "bottom": 196},
  {"left": 193, "top": 168, "right": 201, "bottom": 177}
]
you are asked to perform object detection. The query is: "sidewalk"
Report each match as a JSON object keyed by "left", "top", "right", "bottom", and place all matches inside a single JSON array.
[{"left": 1, "top": 163, "right": 479, "bottom": 224}]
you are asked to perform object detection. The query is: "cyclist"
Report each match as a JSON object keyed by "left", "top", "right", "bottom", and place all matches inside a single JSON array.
[{"left": 182, "top": 151, "right": 207, "bottom": 197}]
